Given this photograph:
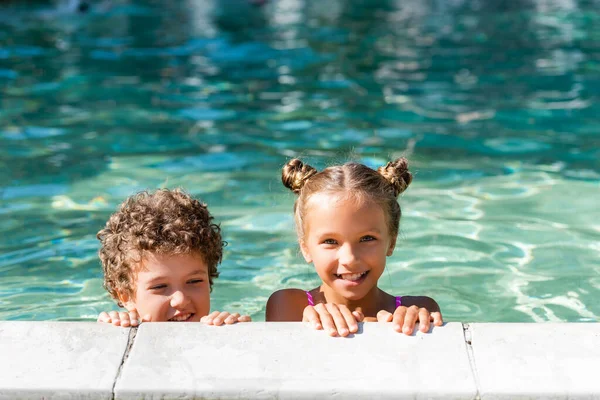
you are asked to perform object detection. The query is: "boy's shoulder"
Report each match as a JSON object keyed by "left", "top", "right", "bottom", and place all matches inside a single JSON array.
[{"left": 265, "top": 288, "right": 308, "bottom": 322}]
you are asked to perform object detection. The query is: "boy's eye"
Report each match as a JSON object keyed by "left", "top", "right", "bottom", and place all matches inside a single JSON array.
[
  {"left": 149, "top": 284, "right": 167, "bottom": 290},
  {"left": 360, "top": 235, "right": 376, "bottom": 242},
  {"left": 188, "top": 279, "right": 204, "bottom": 284}
]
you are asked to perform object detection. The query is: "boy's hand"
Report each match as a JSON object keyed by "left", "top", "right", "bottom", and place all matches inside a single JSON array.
[
  {"left": 302, "top": 304, "right": 364, "bottom": 337},
  {"left": 200, "top": 311, "right": 251, "bottom": 326},
  {"left": 97, "top": 310, "right": 150, "bottom": 327},
  {"left": 376, "top": 305, "right": 443, "bottom": 335}
]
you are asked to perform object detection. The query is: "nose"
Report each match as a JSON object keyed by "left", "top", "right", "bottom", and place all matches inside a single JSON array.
[
  {"left": 338, "top": 243, "right": 359, "bottom": 266},
  {"left": 170, "top": 290, "right": 190, "bottom": 309}
]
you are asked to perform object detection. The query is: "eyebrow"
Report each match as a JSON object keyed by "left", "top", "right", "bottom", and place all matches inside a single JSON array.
[
  {"left": 143, "top": 269, "right": 208, "bottom": 285},
  {"left": 315, "top": 228, "right": 384, "bottom": 237},
  {"left": 186, "top": 269, "right": 208, "bottom": 277}
]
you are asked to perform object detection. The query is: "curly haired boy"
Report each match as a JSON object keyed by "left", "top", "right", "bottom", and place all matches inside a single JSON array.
[{"left": 96, "top": 189, "right": 250, "bottom": 326}]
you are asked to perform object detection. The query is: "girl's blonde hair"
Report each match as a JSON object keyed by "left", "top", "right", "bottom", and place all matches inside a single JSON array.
[{"left": 282, "top": 158, "right": 412, "bottom": 240}]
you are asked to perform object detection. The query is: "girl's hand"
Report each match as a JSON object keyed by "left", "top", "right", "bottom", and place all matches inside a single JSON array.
[
  {"left": 97, "top": 310, "right": 150, "bottom": 327},
  {"left": 302, "top": 303, "right": 364, "bottom": 337},
  {"left": 200, "top": 311, "right": 252, "bottom": 326},
  {"left": 377, "top": 305, "right": 443, "bottom": 335}
]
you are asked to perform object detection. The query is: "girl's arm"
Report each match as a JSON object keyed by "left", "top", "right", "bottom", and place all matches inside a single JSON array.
[
  {"left": 376, "top": 296, "right": 443, "bottom": 334},
  {"left": 265, "top": 288, "right": 307, "bottom": 321},
  {"left": 266, "top": 289, "right": 363, "bottom": 337}
]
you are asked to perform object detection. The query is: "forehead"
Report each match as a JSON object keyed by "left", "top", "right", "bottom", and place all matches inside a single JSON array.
[
  {"left": 304, "top": 193, "right": 387, "bottom": 229},
  {"left": 136, "top": 251, "right": 207, "bottom": 275},
  {"left": 306, "top": 192, "right": 380, "bottom": 213}
]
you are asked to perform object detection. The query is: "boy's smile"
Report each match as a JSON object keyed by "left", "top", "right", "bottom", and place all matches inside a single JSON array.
[{"left": 120, "top": 252, "right": 211, "bottom": 322}]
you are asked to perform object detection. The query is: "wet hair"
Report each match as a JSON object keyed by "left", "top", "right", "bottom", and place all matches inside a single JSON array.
[
  {"left": 97, "top": 189, "right": 222, "bottom": 305},
  {"left": 282, "top": 158, "right": 412, "bottom": 240}
]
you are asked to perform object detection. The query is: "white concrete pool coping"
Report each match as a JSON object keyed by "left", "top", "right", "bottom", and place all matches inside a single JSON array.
[{"left": 1, "top": 322, "right": 599, "bottom": 399}]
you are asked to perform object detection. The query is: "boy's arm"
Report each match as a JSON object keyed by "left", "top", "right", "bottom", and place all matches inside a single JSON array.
[
  {"left": 201, "top": 311, "right": 251, "bottom": 325},
  {"left": 97, "top": 309, "right": 150, "bottom": 327}
]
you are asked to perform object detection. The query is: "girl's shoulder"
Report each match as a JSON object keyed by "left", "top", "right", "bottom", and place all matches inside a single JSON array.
[
  {"left": 399, "top": 295, "right": 440, "bottom": 312},
  {"left": 266, "top": 288, "right": 310, "bottom": 322}
]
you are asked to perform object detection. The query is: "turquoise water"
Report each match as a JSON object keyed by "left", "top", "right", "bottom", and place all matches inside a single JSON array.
[{"left": 1, "top": 0, "right": 598, "bottom": 322}]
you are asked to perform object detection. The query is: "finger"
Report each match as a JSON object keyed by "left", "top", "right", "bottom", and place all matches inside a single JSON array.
[
  {"left": 418, "top": 308, "right": 431, "bottom": 333},
  {"left": 238, "top": 315, "right": 251, "bottom": 322},
  {"left": 201, "top": 310, "right": 221, "bottom": 325},
  {"left": 339, "top": 306, "right": 358, "bottom": 333},
  {"left": 315, "top": 304, "right": 336, "bottom": 335},
  {"left": 325, "top": 304, "right": 349, "bottom": 337},
  {"left": 302, "top": 306, "right": 322, "bottom": 330},
  {"left": 118, "top": 311, "right": 132, "bottom": 327},
  {"left": 125, "top": 310, "right": 139, "bottom": 327},
  {"left": 213, "top": 312, "right": 230, "bottom": 326},
  {"left": 431, "top": 311, "right": 443, "bottom": 326},
  {"left": 108, "top": 311, "right": 121, "bottom": 326},
  {"left": 224, "top": 313, "right": 240, "bottom": 325},
  {"left": 392, "top": 306, "right": 407, "bottom": 333},
  {"left": 97, "top": 312, "right": 111, "bottom": 323},
  {"left": 141, "top": 314, "right": 152, "bottom": 323},
  {"left": 377, "top": 310, "right": 393, "bottom": 323},
  {"left": 352, "top": 309, "right": 364, "bottom": 322},
  {"left": 401, "top": 306, "right": 420, "bottom": 335}
]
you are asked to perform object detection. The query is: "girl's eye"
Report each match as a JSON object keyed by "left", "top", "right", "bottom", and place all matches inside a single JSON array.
[
  {"left": 323, "top": 238, "right": 337, "bottom": 245},
  {"left": 188, "top": 279, "right": 204, "bottom": 284},
  {"left": 361, "top": 235, "right": 376, "bottom": 242},
  {"left": 150, "top": 284, "right": 167, "bottom": 290}
]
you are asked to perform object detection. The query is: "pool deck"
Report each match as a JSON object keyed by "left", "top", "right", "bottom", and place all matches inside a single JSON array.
[{"left": 1, "top": 322, "right": 599, "bottom": 399}]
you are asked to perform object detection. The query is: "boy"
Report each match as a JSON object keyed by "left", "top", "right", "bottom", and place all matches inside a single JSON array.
[{"left": 96, "top": 189, "right": 250, "bottom": 327}]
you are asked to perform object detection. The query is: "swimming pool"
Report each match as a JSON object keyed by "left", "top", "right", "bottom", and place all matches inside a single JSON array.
[{"left": 1, "top": 0, "right": 598, "bottom": 323}]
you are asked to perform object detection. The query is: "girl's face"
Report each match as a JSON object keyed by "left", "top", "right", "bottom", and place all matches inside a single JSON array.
[
  {"left": 120, "top": 252, "right": 211, "bottom": 322},
  {"left": 300, "top": 193, "right": 396, "bottom": 303}
]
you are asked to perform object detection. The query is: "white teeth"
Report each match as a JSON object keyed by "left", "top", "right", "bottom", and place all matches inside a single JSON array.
[
  {"left": 336, "top": 272, "right": 367, "bottom": 281},
  {"left": 169, "top": 313, "right": 191, "bottom": 322}
]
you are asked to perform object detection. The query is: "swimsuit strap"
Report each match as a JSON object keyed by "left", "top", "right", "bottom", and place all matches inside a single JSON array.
[
  {"left": 395, "top": 296, "right": 402, "bottom": 308},
  {"left": 306, "top": 291, "right": 314, "bottom": 306}
]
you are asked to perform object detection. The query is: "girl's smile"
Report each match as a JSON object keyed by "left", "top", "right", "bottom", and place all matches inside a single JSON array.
[
  {"left": 335, "top": 270, "right": 369, "bottom": 284},
  {"left": 300, "top": 193, "right": 396, "bottom": 304}
]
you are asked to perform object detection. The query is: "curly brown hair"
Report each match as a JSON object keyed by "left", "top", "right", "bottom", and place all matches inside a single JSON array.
[
  {"left": 97, "top": 189, "right": 223, "bottom": 305},
  {"left": 282, "top": 158, "right": 412, "bottom": 241}
]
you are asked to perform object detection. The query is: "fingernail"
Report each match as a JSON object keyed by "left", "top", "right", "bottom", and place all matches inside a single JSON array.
[
  {"left": 393, "top": 324, "right": 401, "bottom": 331},
  {"left": 340, "top": 328, "right": 348, "bottom": 336}
]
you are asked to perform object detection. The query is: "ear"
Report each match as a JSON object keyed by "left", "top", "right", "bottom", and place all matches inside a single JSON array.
[
  {"left": 386, "top": 237, "right": 397, "bottom": 257},
  {"left": 299, "top": 239, "right": 312, "bottom": 263}
]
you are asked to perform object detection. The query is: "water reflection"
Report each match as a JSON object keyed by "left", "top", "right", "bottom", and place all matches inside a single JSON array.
[{"left": 0, "top": 0, "right": 598, "bottom": 322}]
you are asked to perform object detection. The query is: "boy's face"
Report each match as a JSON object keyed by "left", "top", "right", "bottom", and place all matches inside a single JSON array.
[{"left": 120, "top": 252, "right": 211, "bottom": 322}]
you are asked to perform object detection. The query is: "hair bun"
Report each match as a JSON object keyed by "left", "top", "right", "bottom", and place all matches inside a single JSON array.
[
  {"left": 282, "top": 158, "right": 318, "bottom": 194},
  {"left": 378, "top": 157, "right": 412, "bottom": 197}
]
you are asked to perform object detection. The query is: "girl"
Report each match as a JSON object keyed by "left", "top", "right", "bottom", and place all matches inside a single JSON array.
[{"left": 266, "top": 158, "right": 443, "bottom": 337}]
